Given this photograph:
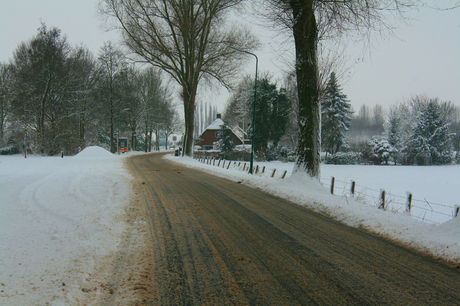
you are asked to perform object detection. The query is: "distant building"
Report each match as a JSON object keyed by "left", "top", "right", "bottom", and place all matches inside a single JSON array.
[{"left": 196, "top": 114, "right": 248, "bottom": 150}]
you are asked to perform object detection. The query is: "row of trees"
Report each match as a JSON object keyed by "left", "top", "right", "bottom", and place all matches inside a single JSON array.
[
  {"left": 220, "top": 68, "right": 459, "bottom": 166},
  {"left": 380, "top": 96, "right": 459, "bottom": 165},
  {"left": 315, "top": 71, "right": 460, "bottom": 165},
  {"left": 323, "top": 92, "right": 460, "bottom": 166},
  {"left": 100, "top": 0, "right": 426, "bottom": 179},
  {"left": 0, "top": 24, "right": 181, "bottom": 156},
  {"left": 195, "top": 102, "right": 218, "bottom": 137}
]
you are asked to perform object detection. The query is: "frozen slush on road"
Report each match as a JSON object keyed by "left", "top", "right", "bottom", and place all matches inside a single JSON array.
[{"left": 166, "top": 154, "right": 460, "bottom": 265}]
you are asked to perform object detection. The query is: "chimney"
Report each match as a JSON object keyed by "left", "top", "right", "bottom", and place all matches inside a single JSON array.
[{"left": 216, "top": 113, "right": 221, "bottom": 119}]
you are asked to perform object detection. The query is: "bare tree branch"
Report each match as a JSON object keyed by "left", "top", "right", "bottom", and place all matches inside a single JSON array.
[{"left": 99, "top": 0, "right": 259, "bottom": 156}]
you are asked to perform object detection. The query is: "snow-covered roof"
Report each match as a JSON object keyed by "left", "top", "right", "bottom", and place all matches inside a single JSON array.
[{"left": 204, "top": 118, "right": 225, "bottom": 130}]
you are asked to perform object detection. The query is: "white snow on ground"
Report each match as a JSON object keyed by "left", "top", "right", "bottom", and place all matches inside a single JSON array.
[
  {"left": 1, "top": 148, "right": 459, "bottom": 304},
  {"left": 165, "top": 155, "right": 460, "bottom": 265},
  {"left": 0, "top": 147, "right": 134, "bottom": 305}
]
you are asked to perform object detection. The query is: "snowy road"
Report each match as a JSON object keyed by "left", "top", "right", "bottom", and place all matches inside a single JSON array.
[{"left": 119, "top": 153, "right": 460, "bottom": 305}]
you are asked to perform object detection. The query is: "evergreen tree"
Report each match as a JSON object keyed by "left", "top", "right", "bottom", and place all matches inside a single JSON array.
[
  {"left": 411, "top": 100, "right": 453, "bottom": 165},
  {"left": 371, "top": 138, "right": 396, "bottom": 165},
  {"left": 385, "top": 108, "right": 403, "bottom": 164},
  {"left": 270, "top": 88, "right": 291, "bottom": 147},
  {"left": 321, "top": 72, "right": 352, "bottom": 155},
  {"left": 215, "top": 122, "right": 234, "bottom": 159},
  {"left": 246, "top": 78, "right": 291, "bottom": 159},
  {"left": 226, "top": 76, "right": 291, "bottom": 160}
]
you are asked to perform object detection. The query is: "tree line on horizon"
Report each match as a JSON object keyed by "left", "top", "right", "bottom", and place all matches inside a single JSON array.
[
  {"left": 98, "top": 0, "right": 432, "bottom": 179},
  {"left": 0, "top": 24, "right": 181, "bottom": 156},
  {"left": 219, "top": 70, "right": 460, "bottom": 166},
  {"left": 3, "top": 1, "right": 453, "bottom": 174}
]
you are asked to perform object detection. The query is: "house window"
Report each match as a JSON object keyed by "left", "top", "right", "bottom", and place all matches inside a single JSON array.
[{"left": 203, "top": 145, "right": 213, "bottom": 150}]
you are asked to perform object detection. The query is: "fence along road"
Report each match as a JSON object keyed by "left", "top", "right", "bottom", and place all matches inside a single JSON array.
[{"left": 122, "top": 152, "right": 460, "bottom": 305}]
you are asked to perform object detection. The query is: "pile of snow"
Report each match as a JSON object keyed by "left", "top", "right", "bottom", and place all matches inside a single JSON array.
[
  {"left": 166, "top": 155, "right": 460, "bottom": 264},
  {"left": 0, "top": 148, "right": 133, "bottom": 305},
  {"left": 73, "top": 145, "right": 116, "bottom": 159}
]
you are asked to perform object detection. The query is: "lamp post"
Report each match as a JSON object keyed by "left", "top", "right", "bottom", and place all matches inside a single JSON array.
[{"left": 228, "top": 45, "right": 258, "bottom": 174}]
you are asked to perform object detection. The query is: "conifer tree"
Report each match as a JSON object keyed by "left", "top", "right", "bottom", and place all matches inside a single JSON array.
[
  {"left": 215, "top": 122, "right": 235, "bottom": 159},
  {"left": 321, "top": 72, "right": 352, "bottom": 155},
  {"left": 245, "top": 78, "right": 291, "bottom": 159},
  {"left": 411, "top": 100, "right": 453, "bottom": 165},
  {"left": 385, "top": 108, "right": 403, "bottom": 164}
]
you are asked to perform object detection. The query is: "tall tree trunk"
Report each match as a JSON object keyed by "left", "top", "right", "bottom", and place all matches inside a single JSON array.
[
  {"left": 183, "top": 85, "right": 197, "bottom": 157},
  {"left": 291, "top": 0, "right": 321, "bottom": 179},
  {"left": 155, "top": 130, "right": 160, "bottom": 151},
  {"left": 110, "top": 108, "right": 114, "bottom": 153},
  {"left": 144, "top": 121, "right": 148, "bottom": 153},
  {"left": 149, "top": 130, "right": 153, "bottom": 152}
]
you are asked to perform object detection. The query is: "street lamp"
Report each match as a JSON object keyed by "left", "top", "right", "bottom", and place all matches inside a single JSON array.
[{"left": 228, "top": 45, "right": 258, "bottom": 174}]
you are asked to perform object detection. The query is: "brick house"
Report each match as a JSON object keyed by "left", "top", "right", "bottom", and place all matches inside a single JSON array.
[{"left": 196, "top": 114, "right": 246, "bottom": 150}]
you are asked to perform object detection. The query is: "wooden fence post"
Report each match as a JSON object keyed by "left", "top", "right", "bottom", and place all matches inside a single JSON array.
[
  {"left": 406, "top": 192, "right": 412, "bottom": 214},
  {"left": 379, "top": 189, "right": 386, "bottom": 210},
  {"left": 255, "top": 165, "right": 259, "bottom": 174},
  {"left": 243, "top": 163, "right": 246, "bottom": 171},
  {"left": 454, "top": 205, "right": 460, "bottom": 218},
  {"left": 271, "top": 169, "right": 277, "bottom": 178},
  {"left": 330, "top": 177, "right": 335, "bottom": 194},
  {"left": 217, "top": 159, "right": 221, "bottom": 167},
  {"left": 227, "top": 161, "right": 231, "bottom": 169},
  {"left": 350, "top": 180, "right": 356, "bottom": 197},
  {"left": 262, "top": 166, "right": 265, "bottom": 174},
  {"left": 222, "top": 160, "right": 225, "bottom": 168},
  {"left": 282, "top": 170, "right": 288, "bottom": 179}
]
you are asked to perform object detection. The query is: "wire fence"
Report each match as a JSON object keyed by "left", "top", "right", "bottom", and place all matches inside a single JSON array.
[
  {"left": 196, "top": 157, "right": 289, "bottom": 180},
  {"left": 194, "top": 156, "right": 459, "bottom": 224},
  {"left": 322, "top": 177, "right": 459, "bottom": 224}
]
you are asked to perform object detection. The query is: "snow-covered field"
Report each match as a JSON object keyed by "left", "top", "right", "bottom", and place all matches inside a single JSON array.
[
  {"left": 222, "top": 160, "right": 460, "bottom": 224},
  {"left": 1, "top": 147, "right": 459, "bottom": 304},
  {"left": 0, "top": 147, "right": 134, "bottom": 305}
]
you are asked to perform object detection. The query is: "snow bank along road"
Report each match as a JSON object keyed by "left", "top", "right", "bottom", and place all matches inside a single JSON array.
[{"left": 116, "top": 152, "right": 460, "bottom": 305}]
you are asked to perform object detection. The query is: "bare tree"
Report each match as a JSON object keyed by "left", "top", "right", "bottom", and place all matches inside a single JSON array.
[
  {"left": 67, "top": 46, "right": 103, "bottom": 149},
  {"left": 98, "top": 41, "right": 127, "bottom": 153},
  {"left": 0, "top": 63, "right": 12, "bottom": 141},
  {"left": 99, "top": 0, "right": 259, "bottom": 156},
  {"left": 164, "top": 105, "right": 182, "bottom": 150},
  {"left": 260, "top": 0, "right": 419, "bottom": 178},
  {"left": 10, "top": 24, "right": 74, "bottom": 155}
]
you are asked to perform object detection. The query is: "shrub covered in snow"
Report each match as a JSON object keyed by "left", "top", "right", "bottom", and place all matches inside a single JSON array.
[
  {"left": 0, "top": 137, "right": 20, "bottom": 155},
  {"left": 324, "top": 152, "right": 360, "bottom": 165}
]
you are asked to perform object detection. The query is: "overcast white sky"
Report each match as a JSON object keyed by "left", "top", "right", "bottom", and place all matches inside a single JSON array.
[{"left": 1, "top": 0, "right": 459, "bottom": 113}]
